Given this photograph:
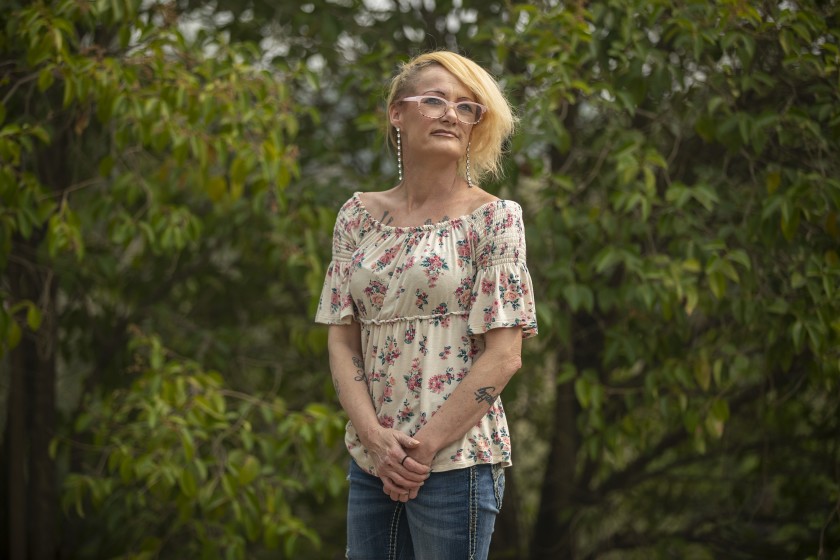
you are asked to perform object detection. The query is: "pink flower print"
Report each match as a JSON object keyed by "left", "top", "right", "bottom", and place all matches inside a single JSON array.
[
  {"left": 374, "top": 246, "right": 401, "bottom": 271},
  {"left": 404, "top": 324, "right": 416, "bottom": 344},
  {"left": 492, "top": 428, "right": 512, "bottom": 457},
  {"left": 454, "top": 277, "right": 474, "bottom": 310},
  {"left": 427, "top": 368, "right": 454, "bottom": 394},
  {"left": 427, "top": 376, "right": 445, "bottom": 394},
  {"left": 483, "top": 300, "right": 500, "bottom": 325},
  {"left": 378, "top": 336, "right": 401, "bottom": 366},
  {"left": 371, "top": 292, "right": 385, "bottom": 308},
  {"left": 450, "top": 449, "right": 465, "bottom": 462},
  {"left": 404, "top": 360, "right": 422, "bottom": 395},
  {"left": 503, "top": 212, "right": 515, "bottom": 229},
  {"left": 456, "top": 336, "right": 473, "bottom": 363},
  {"left": 355, "top": 298, "right": 367, "bottom": 316},
  {"left": 415, "top": 289, "right": 429, "bottom": 310},
  {"left": 481, "top": 278, "right": 495, "bottom": 295},
  {"left": 436, "top": 228, "right": 451, "bottom": 244},
  {"left": 393, "top": 256, "right": 416, "bottom": 277},
  {"left": 431, "top": 303, "right": 451, "bottom": 327},
  {"left": 379, "top": 415, "right": 395, "bottom": 429},
  {"left": 483, "top": 208, "right": 494, "bottom": 228},
  {"left": 381, "top": 376, "right": 395, "bottom": 404},
  {"left": 468, "top": 435, "right": 492, "bottom": 462},
  {"left": 351, "top": 250, "right": 365, "bottom": 269},
  {"left": 499, "top": 273, "right": 523, "bottom": 309},
  {"left": 504, "top": 284, "right": 520, "bottom": 303},
  {"left": 329, "top": 289, "right": 341, "bottom": 313},
  {"left": 363, "top": 280, "right": 387, "bottom": 310},
  {"left": 368, "top": 368, "right": 385, "bottom": 385},
  {"left": 397, "top": 400, "right": 414, "bottom": 423},
  {"left": 439, "top": 346, "right": 452, "bottom": 360},
  {"left": 420, "top": 253, "right": 449, "bottom": 287},
  {"left": 456, "top": 239, "right": 471, "bottom": 260},
  {"left": 419, "top": 336, "right": 429, "bottom": 356}
]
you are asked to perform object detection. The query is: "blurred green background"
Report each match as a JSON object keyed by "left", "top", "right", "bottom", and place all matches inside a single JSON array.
[{"left": 1, "top": 0, "right": 839, "bottom": 558}]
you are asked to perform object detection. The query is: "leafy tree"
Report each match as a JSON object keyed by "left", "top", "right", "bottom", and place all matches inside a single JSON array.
[
  {"left": 1, "top": 0, "right": 344, "bottom": 558},
  {"left": 3, "top": 0, "right": 839, "bottom": 558},
  {"left": 498, "top": 0, "right": 840, "bottom": 557}
]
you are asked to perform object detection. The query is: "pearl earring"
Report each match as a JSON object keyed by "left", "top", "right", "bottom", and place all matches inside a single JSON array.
[
  {"left": 396, "top": 127, "right": 403, "bottom": 183},
  {"left": 465, "top": 141, "right": 473, "bottom": 188}
]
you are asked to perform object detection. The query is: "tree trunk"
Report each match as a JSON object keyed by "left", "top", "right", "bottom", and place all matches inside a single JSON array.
[
  {"left": 530, "top": 311, "right": 602, "bottom": 559},
  {"left": 490, "top": 466, "right": 524, "bottom": 559},
  {"left": 7, "top": 346, "right": 27, "bottom": 560},
  {"left": 529, "top": 376, "right": 577, "bottom": 559},
  {"left": 8, "top": 234, "right": 58, "bottom": 560},
  {"left": 29, "top": 277, "right": 57, "bottom": 560}
]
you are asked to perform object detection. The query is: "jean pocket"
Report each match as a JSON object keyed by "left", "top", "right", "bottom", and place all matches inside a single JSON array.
[{"left": 492, "top": 463, "right": 505, "bottom": 510}]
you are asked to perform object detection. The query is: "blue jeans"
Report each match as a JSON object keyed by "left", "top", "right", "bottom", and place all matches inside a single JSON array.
[{"left": 346, "top": 460, "right": 505, "bottom": 560}]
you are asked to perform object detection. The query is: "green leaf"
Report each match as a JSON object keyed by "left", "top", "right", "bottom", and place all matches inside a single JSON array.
[
  {"left": 7, "top": 322, "right": 21, "bottom": 349},
  {"left": 178, "top": 467, "right": 198, "bottom": 498},
  {"left": 26, "top": 304, "right": 42, "bottom": 331},
  {"left": 574, "top": 377, "right": 590, "bottom": 409},
  {"left": 238, "top": 455, "right": 260, "bottom": 486},
  {"left": 563, "top": 284, "right": 594, "bottom": 313}
]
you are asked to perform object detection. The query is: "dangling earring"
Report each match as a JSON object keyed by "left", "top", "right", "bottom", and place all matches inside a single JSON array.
[
  {"left": 396, "top": 127, "right": 403, "bottom": 183},
  {"left": 465, "top": 141, "right": 473, "bottom": 188}
]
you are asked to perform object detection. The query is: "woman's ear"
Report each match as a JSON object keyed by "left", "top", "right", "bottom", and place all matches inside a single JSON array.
[{"left": 389, "top": 103, "right": 401, "bottom": 128}]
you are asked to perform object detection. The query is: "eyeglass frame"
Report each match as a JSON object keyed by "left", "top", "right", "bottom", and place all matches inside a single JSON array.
[{"left": 398, "top": 95, "right": 489, "bottom": 125}]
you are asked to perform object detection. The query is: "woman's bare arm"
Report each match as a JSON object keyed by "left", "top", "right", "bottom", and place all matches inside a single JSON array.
[
  {"left": 404, "top": 326, "right": 523, "bottom": 467},
  {"left": 328, "top": 322, "right": 430, "bottom": 501}
]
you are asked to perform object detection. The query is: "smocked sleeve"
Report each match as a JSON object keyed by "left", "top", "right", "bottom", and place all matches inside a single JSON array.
[
  {"left": 314, "top": 197, "right": 362, "bottom": 325},
  {"left": 467, "top": 201, "right": 538, "bottom": 338}
]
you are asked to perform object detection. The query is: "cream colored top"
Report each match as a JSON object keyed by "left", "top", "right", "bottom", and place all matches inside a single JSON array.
[{"left": 315, "top": 193, "right": 537, "bottom": 474}]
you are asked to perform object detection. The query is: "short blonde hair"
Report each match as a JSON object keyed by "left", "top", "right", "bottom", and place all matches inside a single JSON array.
[{"left": 385, "top": 51, "right": 517, "bottom": 184}]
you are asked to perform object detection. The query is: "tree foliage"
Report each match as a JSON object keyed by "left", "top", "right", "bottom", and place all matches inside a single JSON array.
[
  {"left": 501, "top": 0, "right": 840, "bottom": 557},
  {"left": 1, "top": 0, "right": 838, "bottom": 559},
  {"left": 2, "top": 0, "right": 342, "bottom": 558}
]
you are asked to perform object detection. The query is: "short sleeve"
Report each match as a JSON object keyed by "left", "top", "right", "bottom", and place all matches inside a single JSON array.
[
  {"left": 468, "top": 201, "right": 538, "bottom": 338},
  {"left": 314, "top": 196, "right": 363, "bottom": 325}
]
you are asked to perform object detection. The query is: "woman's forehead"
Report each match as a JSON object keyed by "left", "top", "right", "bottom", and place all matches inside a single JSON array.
[{"left": 412, "top": 66, "right": 473, "bottom": 98}]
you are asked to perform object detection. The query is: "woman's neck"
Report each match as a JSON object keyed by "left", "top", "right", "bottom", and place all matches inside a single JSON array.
[{"left": 398, "top": 161, "right": 466, "bottom": 211}]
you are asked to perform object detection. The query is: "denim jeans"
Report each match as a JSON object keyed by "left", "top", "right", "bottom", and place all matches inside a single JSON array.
[{"left": 346, "top": 460, "right": 505, "bottom": 560}]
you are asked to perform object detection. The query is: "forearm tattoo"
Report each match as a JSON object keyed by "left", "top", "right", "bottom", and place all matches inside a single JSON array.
[
  {"left": 332, "top": 375, "right": 341, "bottom": 398},
  {"left": 352, "top": 356, "right": 367, "bottom": 383},
  {"left": 474, "top": 386, "right": 497, "bottom": 406}
]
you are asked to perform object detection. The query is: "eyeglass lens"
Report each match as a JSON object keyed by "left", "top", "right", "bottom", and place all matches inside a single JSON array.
[{"left": 417, "top": 96, "right": 483, "bottom": 124}]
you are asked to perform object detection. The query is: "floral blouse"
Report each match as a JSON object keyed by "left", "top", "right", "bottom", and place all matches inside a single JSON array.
[{"left": 315, "top": 192, "right": 537, "bottom": 474}]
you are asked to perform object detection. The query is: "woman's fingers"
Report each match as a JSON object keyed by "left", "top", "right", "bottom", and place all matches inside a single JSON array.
[{"left": 381, "top": 476, "right": 412, "bottom": 502}]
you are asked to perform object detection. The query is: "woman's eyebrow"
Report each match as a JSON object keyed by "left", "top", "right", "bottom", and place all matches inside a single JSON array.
[{"left": 421, "top": 89, "right": 475, "bottom": 101}]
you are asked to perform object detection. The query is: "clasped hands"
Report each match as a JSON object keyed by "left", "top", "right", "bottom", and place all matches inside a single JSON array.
[{"left": 365, "top": 428, "right": 433, "bottom": 503}]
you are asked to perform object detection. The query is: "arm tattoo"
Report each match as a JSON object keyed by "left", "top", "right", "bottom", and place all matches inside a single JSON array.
[
  {"left": 424, "top": 218, "right": 433, "bottom": 225},
  {"left": 474, "top": 386, "right": 497, "bottom": 406},
  {"left": 380, "top": 211, "right": 394, "bottom": 225},
  {"left": 352, "top": 356, "right": 367, "bottom": 383},
  {"left": 332, "top": 375, "right": 341, "bottom": 398}
]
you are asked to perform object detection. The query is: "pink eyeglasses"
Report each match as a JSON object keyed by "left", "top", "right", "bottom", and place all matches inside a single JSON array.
[{"left": 399, "top": 95, "right": 488, "bottom": 125}]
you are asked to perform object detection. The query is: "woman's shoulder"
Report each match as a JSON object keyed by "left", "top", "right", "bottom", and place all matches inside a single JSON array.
[
  {"left": 355, "top": 189, "right": 398, "bottom": 219},
  {"left": 468, "top": 191, "right": 523, "bottom": 220}
]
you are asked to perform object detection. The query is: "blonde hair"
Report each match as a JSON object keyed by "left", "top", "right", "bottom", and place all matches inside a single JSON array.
[{"left": 385, "top": 51, "right": 517, "bottom": 184}]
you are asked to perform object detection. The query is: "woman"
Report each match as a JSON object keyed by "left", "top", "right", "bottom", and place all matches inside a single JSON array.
[{"left": 315, "top": 51, "right": 538, "bottom": 559}]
